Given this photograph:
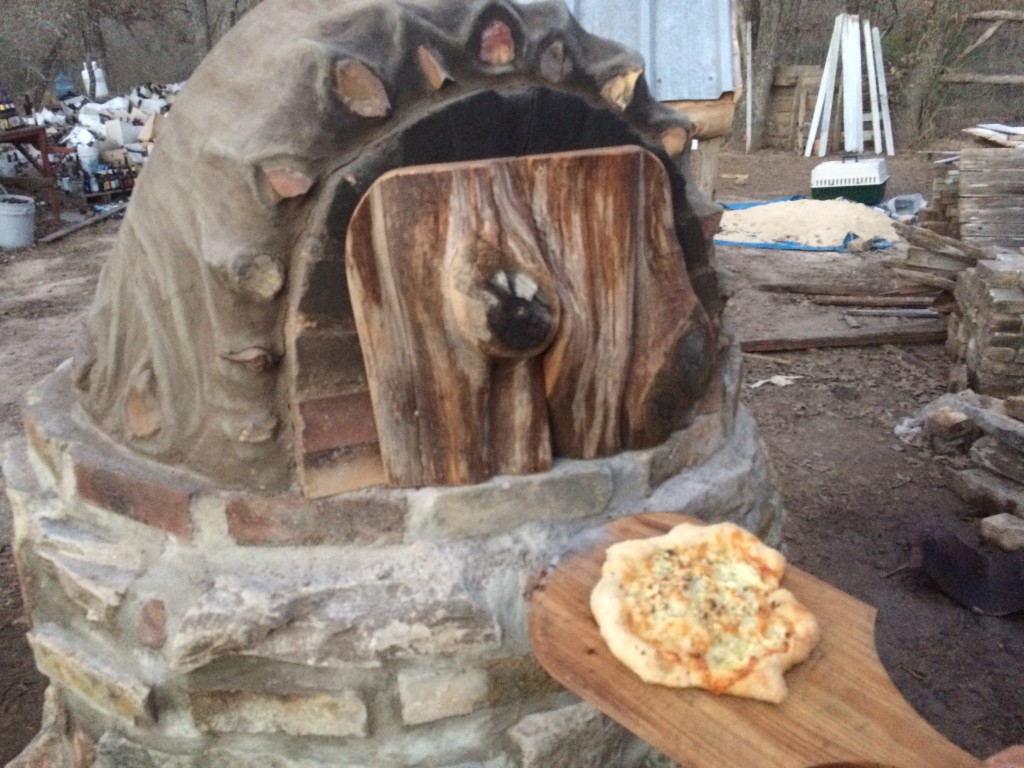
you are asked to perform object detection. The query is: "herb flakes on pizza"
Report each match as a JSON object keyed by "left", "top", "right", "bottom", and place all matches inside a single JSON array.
[{"left": 590, "top": 521, "right": 820, "bottom": 703}]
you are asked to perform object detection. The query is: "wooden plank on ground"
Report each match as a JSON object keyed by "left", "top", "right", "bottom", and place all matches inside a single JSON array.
[
  {"left": 844, "top": 308, "right": 941, "bottom": 318},
  {"left": 38, "top": 203, "right": 128, "bottom": 244},
  {"left": 809, "top": 294, "right": 939, "bottom": 308},
  {"left": 888, "top": 267, "right": 959, "bottom": 291},
  {"left": 741, "top": 321, "right": 947, "bottom": 353},
  {"left": 758, "top": 281, "right": 901, "bottom": 296}
]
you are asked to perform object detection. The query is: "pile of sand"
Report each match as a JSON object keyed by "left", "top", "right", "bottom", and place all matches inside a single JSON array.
[{"left": 717, "top": 198, "right": 897, "bottom": 248}]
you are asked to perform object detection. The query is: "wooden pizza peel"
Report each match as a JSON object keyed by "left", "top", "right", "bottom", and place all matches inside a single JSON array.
[{"left": 528, "top": 512, "right": 982, "bottom": 768}]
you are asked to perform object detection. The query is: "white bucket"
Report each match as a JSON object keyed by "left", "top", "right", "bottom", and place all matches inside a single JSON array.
[
  {"left": 0, "top": 195, "right": 36, "bottom": 249},
  {"left": 77, "top": 144, "right": 101, "bottom": 173}
]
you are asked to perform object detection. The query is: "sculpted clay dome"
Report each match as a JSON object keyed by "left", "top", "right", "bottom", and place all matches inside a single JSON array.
[{"left": 71, "top": 0, "right": 721, "bottom": 495}]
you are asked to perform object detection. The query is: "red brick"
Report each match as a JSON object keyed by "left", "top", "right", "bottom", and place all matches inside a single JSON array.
[
  {"left": 292, "top": 331, "right": 367, "bottom": 396},
  {"left": 72, "top": 453, "right": 194, "bottom": 540},
  {"left": 298, "top": 443, "right": 387, "bottom": 499},
  {"left": 293, "top": 391, "right": 378, "bottom": 454},
  {"left": 225, "top": 490, "right": 405, "bottom": 546}
]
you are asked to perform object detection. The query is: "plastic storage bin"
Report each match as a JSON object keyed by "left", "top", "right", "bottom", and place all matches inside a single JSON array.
[{"left": 811, "top": 157, "right": 889, "bottom": 205}]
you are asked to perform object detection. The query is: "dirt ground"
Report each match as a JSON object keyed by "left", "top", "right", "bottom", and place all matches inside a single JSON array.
[{"left": 1, "top": 149, "right": 1021, "bottom": 764}]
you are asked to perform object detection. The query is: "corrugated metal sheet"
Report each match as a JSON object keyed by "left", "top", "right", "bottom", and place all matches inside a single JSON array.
[{"left": 537, "top": 0, "right": 735, "bottom": 101}]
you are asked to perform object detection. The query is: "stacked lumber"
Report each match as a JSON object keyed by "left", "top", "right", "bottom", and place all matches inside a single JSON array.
[
  {"left": 962, "top": 124, "right": 1024, "bottom": 148},
  {"left": 889, "top": 221, "right": 991, "bottom": 293},
  {"left": 958, "top": 145, "right": 1024, "bottom": 250},
  {"left": 742, "top": 280, "right": 950, "bottom": 353},
  {"left": 766, "top": 65, "right": 822, "bottom": 153}
]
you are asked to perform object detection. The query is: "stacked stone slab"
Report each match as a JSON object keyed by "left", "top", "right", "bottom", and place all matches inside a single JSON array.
[
  {"left": 948, "top": 251, "right": 1024, "bottom": 397},
  {"left": 905, "top": 391, "right": 1024, "bottom": 551},
  {"left": 5, "top": 338, "right": 785, "bottom": 768},
  {"left": 958, "top": 146, "right": 1024, "bottom": 252},
  {"left": 917, "top": 166, "right": 959, "bottom": 237}
]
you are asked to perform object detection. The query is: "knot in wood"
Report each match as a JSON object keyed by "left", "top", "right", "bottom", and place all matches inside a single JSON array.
[{"left": 483, "top": 269, "right": 556, "bottom": 356}]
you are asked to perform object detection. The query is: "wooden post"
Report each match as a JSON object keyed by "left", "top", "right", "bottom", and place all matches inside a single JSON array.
[{"left": 744, "top": 20, "right": 753, "bottom": 154}]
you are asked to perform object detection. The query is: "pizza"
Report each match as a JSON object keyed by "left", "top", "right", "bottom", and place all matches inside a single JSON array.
[{"left": 589, "top": 521, "right": 820, "bottom": 703}]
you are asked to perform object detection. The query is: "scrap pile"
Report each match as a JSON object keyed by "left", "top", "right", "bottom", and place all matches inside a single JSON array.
[{"left": 0, "top": 82, "right": 183, "bottom": 204}]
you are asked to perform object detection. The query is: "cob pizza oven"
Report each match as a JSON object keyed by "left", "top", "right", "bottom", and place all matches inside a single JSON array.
[{"left": 5, "top": 2, "right": 785, "bottom": 766}]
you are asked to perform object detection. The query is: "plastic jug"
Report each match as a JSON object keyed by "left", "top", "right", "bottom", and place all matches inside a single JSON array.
[
  {"left": 81, "top": 62, "right": 110, "bottom": 99},
  {"left": 92, "top": 61, "right": 109, "bottom": 99},
  {"left": 55, "top": 72, "right": 74, "bottom": 100}
]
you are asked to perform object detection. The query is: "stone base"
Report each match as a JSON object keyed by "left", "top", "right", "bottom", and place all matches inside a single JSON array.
[{"left": 5, "top": 338, "right": 784, "bottom": 768}]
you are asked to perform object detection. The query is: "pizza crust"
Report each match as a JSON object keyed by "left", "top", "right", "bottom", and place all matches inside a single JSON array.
[{"left": 590, "top": 521, "right": 820, "bottom": 703}]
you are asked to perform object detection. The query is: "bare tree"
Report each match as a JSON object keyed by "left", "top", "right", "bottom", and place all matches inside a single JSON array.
[
  {"left": 0, "top": 0, "right": 77, "bottom": 103},
  {"left": 736, "top": 0, "right": 801, "bottom": 150},
  {"left": 891, "top": 0, "right": 963, "bottom": 146},
  {"left": 0, "top": 0, "right": 186, "bottom": 102},
  {"left": 185, "top": 0, "right": 259, "bottom": 53}
]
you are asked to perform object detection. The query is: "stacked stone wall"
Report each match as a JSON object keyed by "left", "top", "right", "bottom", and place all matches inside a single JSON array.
[
  {"left": 949, "top": 252, "right": 1024, "bottom": 397},
  {"left": 6, "top": 337, "right": 785, "bottom": 767}
]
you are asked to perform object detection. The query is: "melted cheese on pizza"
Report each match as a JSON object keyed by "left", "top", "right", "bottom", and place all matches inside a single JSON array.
[{"left": 618, "top": 534, "right": 794, "bottom": 691}]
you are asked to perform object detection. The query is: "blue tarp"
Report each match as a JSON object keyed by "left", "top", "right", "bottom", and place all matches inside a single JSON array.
[
  {"left": 714, "top": 198, "right": 895, "bottom": 252},
  {"left": 719, "top": 196, "right": 805, "bottom": 211}
]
